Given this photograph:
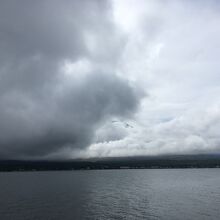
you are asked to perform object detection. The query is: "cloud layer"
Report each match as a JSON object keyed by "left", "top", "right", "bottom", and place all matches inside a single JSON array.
[
  {"left": 1, "top": 0, "right": 220, "bottom": 159},
  {"left": 0, "top": 0, "right": 141, "bottom": 159},
  {"left": 80, "top": 0, "right": 220, "bottom": 158}
]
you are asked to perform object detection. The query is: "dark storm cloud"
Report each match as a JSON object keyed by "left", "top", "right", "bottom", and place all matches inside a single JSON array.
[{"left": 0, "top": 0, "right": 141, "bottom": 159}]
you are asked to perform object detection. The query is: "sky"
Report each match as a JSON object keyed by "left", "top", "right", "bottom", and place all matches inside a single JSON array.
[{"left": 0, "top": 0, "right": 220, "bottom": 159}]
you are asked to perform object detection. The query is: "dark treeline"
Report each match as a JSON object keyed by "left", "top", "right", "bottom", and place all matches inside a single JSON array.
[{"left": 0, "top": 155, "right": 220, "bottom": 171}]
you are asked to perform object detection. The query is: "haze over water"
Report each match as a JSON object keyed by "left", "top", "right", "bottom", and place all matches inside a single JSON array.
[{"left": 0, "top": 169, "right": 220, "bottom": 220}]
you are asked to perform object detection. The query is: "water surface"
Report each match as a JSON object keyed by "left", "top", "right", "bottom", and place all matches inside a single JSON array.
[{"left": 0, "top": 169, "right": 220, "bottom": 219}]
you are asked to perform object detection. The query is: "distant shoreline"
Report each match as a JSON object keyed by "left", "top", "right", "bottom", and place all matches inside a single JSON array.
[
  {"left": 1, "top": 154, "right": 220, "bottom": 172},
  {"left": 1, "top": 167, "right": 220, "bottom": 173}
]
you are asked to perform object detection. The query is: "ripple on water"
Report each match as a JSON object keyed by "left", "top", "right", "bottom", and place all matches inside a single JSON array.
[{"left": 0, "top": 169, "right": 220, "bottom": 220}]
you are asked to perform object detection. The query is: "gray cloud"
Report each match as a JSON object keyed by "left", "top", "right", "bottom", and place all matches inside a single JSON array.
[
  {"left": 2, "top": 0, "right": 220, "bottom": 159},
  {"left": 0, "top": 0, "right": 142, "bottom": 159},
  {"left": 77, "top": 0, "right": 220, "bottom": 158}
]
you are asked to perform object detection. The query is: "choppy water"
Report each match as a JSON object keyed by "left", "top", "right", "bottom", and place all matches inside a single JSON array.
[{"left": 0, "top": 169, "right": 220, "bottom": 220}]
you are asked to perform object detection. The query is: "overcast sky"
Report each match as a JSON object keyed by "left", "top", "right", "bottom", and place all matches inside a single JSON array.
[{"left": 0, "top": 0, "right": 220, "bottom": 159}]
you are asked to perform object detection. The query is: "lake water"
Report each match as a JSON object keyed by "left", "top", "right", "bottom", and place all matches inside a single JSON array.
[{"left": 0, "top": 169, "right": 220, "bottom": 220}]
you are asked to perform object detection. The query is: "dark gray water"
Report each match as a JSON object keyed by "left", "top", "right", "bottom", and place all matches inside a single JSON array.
[{"left": 0, "top": 169, "right": 220, "bottom": 220}]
